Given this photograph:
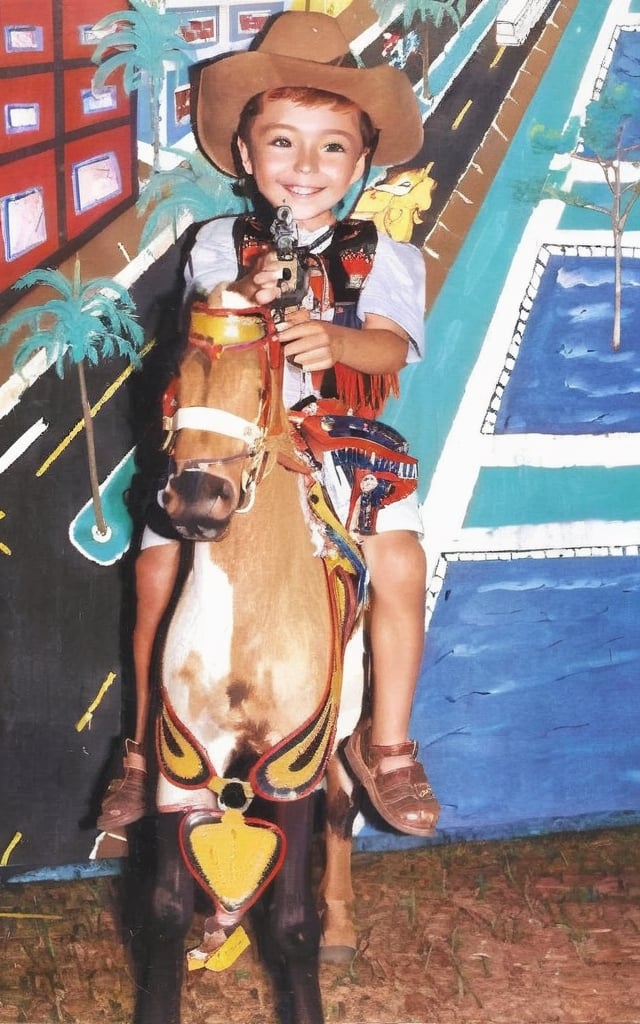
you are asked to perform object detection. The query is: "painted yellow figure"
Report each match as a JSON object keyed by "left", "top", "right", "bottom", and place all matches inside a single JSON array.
[{"left": 354, "top": 163, "right": 436, "bottom": 242}]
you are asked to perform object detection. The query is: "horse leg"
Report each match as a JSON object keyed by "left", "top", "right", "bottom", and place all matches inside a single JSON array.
[
  {"left": 318, "top": 751, "right": 360, "bottom": 963},
  {"left": 254, "top": 794, "right": 324, "bottom": 1024},
  {"left": 132, "top": 812, "right": 194, "bottom": 1024}
]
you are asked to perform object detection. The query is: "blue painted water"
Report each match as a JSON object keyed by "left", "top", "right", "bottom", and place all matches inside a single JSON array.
[
  {"left": 357, "top": 553, "right": 640, "bottom": 850},
  {"left": 423, "top": 555, "right": 640, "bottom": 827},
  {"left": 495, "top": 254, "right": 640, "bottom": 433}
]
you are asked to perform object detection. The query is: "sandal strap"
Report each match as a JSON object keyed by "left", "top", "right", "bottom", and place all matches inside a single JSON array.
[
  {"left": 376, "top": 761, "right": 434, "bottom": 797},
  {"left": 344, "top": 722, "right": 440, "bottom": 837},
  {"left": 369, "top": 739, "right": 418, "bottom": 760},
  {"left": 123, "top": 753, "right": 147, "bottom": 772},
  {"left": 123, "top": 738, "right": 147, "bottom": 773}
]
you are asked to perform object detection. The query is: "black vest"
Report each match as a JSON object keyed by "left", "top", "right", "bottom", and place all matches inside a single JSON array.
[{"left": 232, "top": 215, "right": 398, "bottom": 417}]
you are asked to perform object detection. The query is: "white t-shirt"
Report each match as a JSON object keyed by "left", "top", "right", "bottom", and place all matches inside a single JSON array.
[{"left": 183, "top": 216, "right": 426, "bottom": 410}]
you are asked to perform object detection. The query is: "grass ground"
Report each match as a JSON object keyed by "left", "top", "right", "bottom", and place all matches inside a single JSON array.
[{"left": 1, "top": 825, "right": 639, "bottom": 1023}]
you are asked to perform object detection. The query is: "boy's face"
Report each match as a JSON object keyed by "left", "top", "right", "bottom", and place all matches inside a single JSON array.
[{"left": 237, "top": 95, "right": 367, "bottom": 232}]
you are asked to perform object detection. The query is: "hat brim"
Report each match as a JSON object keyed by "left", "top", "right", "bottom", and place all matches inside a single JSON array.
[{"left": 193, "top": 51, "right": 423, "bottom": 175}]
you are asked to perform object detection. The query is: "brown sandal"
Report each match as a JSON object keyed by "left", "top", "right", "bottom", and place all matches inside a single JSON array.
[
  {"left": 344, "top": 720, "right": 440, "bottom": 837},
  {"left": 97, "top": 739, "right": 147, "bottom": 831}
]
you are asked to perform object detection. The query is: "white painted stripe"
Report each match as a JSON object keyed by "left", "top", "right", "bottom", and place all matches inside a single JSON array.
[
  {"left": 0, "top": 350, "right": 50, "bottom": 420},
  {"left": 445, "top": 520, "right": 640, "bottom": 555},
  {"left": 0, "top": 417, "right": 48, "bottom": 475},
  {"left": 481, "top": 432, "right": 639, "bottom": 469}
]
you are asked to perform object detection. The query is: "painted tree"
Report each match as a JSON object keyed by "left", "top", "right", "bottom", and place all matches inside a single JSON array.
[
  {"left": 0, "top": 261, "right": 144, "bottom": 539},
  {"left": 529, "top": 81, "right": 640, "bottom": 351},
  {"left": 91, "top": 0, "right": 194, "bottom": 174},
  {"left": 136, "top": 150, "right": 247, "bottom": 249},
  {"left": 371, "top": 0, "right": 466, "bottom": 98}
]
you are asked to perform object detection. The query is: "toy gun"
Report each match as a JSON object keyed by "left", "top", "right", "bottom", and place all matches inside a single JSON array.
[{"left": 270, "top": 205, "right": 309, "bottom": 309}]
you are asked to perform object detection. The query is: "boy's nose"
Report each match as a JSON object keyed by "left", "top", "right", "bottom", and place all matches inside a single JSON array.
[{"left": 294, "top": 146, "right": 318, "bottom": 174}]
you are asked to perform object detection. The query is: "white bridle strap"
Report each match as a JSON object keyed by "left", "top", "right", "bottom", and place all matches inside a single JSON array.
[{"left": 173, "top": 406, "right": 263, "bottom": 447}]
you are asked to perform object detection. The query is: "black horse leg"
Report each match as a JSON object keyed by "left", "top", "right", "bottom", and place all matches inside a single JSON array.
[
  {"left": 132, "top": 812, "right": 194, "bottom": 1024},
  {"left": 255, "top": 794, "right": 324, "bottom": 1024}
]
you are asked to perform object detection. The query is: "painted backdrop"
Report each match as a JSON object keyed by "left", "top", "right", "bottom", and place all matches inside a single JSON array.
[{"left": 1, "top": 0, "right": 639, "bottom": 876}]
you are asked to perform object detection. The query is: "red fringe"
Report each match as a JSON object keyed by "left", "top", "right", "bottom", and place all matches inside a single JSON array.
[{"left": 332, "top": 364, "right": 399, "bottom": 419}]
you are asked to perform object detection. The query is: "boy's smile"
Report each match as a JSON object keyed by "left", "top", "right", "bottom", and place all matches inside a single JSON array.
[{"left": 237, "top": 97, "right": 368, "bottom": 232}]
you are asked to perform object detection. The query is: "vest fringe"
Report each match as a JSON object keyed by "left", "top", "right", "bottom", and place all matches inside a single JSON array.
[{"left": 332, "top": 364, "right": 399, "bottom": 418}]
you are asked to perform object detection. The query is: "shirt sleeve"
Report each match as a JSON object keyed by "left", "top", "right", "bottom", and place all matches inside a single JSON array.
[
  {"left": 183, "top": 217, "right": 239, "bottom": 297},
  {"left": 357, "top": 232, "right": 426, "bottom": 362}
]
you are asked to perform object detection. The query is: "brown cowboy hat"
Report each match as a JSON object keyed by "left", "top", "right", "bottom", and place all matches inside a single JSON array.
[{"left": 193, "top": 11, "right": 423, "bottom": 175}]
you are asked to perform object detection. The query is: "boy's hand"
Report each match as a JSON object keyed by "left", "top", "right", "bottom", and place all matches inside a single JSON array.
[
  {"left": 233, "top": 250, "right": 293, "bottom": 306},
  {"left": 278, "top": 312, "right": 410, "bottom": 375},
  {"left": 276, "top": 318, "right": 343, "bottom": 372}
]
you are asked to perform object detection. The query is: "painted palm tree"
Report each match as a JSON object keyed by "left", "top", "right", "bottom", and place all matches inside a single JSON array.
[
  {"left": 0, "top": 260, "right": 144, "bottom": 539},
  {"left": 371, "top": 0, "right": 466, "bottom": 99},
  {"left": 91, "top": 0, "right": 194, "bottom": 174},
  {"left": 136, "top": 150, "right": 247, "bottom": 249}
]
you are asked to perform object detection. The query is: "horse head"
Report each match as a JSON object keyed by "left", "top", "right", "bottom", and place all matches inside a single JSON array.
[{"left": 161, "top": 304, "right": 282, "bottom": 541}]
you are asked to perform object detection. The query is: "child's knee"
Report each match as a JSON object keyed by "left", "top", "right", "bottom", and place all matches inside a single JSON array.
[{"left": 364, "top": 531, "right": 425, "bottom": 592}]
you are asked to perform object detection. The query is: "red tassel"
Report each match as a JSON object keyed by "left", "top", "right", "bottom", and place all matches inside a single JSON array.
[{"left": 333, "top": 365, "right": 399, "bottom": 419}]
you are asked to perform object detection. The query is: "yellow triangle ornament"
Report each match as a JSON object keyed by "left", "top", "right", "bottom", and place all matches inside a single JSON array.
[{"left": 180, "top": 807, "right": 287, "bottom": 916}]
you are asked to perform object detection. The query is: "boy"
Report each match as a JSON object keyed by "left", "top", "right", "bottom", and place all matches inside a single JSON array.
[{"left": 99, "top": 11, "right": 440, "bottom": 838}]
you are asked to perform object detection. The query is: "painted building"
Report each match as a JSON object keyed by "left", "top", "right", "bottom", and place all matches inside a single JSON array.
[
  {"left": 0, "top": 0, "right": 137, "bottom": 310},
  {"left": 136, "top": 0, "right": 287, "bottom": 164}
]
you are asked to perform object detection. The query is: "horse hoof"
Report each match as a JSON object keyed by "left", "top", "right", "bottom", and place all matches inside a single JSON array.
[
  {"left": 319, "top": 899, "right": 357, "bottom": 963},
  {"left": 319, "top": 942, "right": 356, "bottom": 965}
]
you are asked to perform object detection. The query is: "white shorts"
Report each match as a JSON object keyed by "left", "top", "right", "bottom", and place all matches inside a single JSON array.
[
  {"left": 321, "top": 453, "right": 423, "bottom": 538},
  {"left": 140, "top": 522, "right": 176, "bottom": 549}
]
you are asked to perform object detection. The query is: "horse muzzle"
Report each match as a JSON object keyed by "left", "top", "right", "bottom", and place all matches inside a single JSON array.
[{"left": 162, "top": 469, "right": 239, "bottom": 541}]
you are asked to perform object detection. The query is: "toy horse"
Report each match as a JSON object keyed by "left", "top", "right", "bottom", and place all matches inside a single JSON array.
[{"left": 133, "top": 303, "right": 367, "bottom": 1024}]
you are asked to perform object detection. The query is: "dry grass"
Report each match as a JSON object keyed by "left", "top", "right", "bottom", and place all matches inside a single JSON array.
[{"left": 1, "top": 826, "right": 640, "bottom": 1024}]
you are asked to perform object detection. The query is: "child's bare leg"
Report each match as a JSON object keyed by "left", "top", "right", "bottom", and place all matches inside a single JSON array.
[
  {"left": 344, "top": 530, "right": 440, "bottom": 836},
  {"left": 131, "top": 542, "right": 181, "bottom": 744},
  {"left": 97, "top": 540, "right": 180, "bottom": 830},
  {"left": 363, "top": 530, "right": 425, "bottom": 749}
]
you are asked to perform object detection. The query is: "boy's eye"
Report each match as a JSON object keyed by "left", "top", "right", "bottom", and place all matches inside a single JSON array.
[
  {"left": 270, "top": 136, "right": 291, "bottom": 148},
  {"left": 325, "top": 142, "right": 346, "bottom": 153}
]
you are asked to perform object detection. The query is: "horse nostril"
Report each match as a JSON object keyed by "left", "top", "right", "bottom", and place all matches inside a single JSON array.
[
  {"left": 213, "top": 477, "right": 235, "bottom": 505},
  {"left": 169, "top": 470, "right": 236, "bottom": 506},
  {"left": 162, "top": 470, "right": 240, "bottom": 539}
]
